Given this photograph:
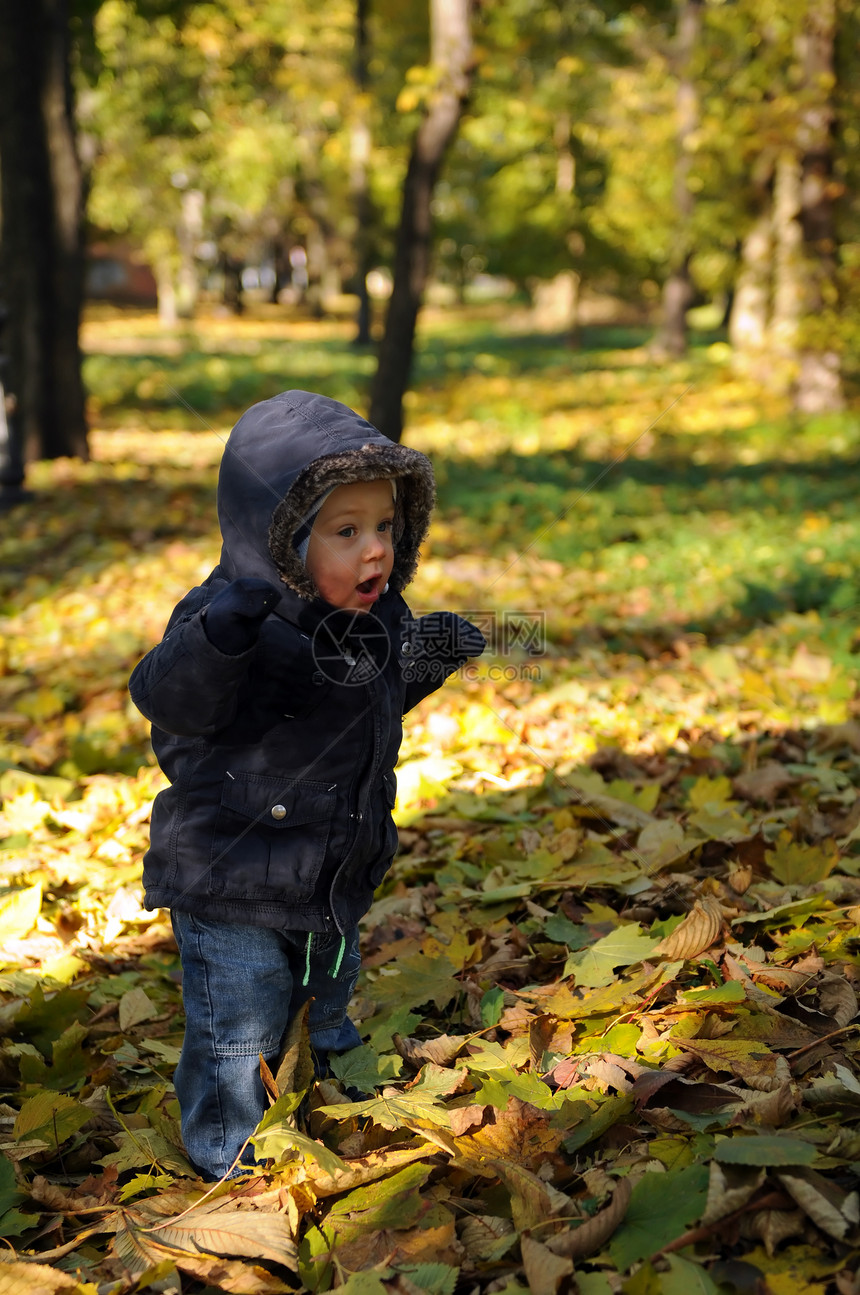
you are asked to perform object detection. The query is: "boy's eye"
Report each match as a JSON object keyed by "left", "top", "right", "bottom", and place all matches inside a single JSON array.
[
  {"left": 338, "top": 526, "right": 356, "bottom": 538},
  {"left": 377, "top": 519, "right": 393, "bottom": 533}
]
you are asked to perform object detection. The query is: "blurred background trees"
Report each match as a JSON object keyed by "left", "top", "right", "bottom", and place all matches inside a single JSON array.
[{"left": 0, "top": 0, "right": 856, "bottom": 463}]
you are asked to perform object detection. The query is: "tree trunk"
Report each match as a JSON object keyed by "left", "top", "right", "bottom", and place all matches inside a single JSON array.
[
  {"left": 0, "top": 0, "right": 88, "bottom": 467},
  {"left": 220, "top": 254, "right": 245, "bottom": 316},
  {"left": 368, "top": 0, "right": 473, "bottom": 442},
  {"left": 176, "top": 188, "right": 203, "bottom": 320},
  {"left": 729, "top": 194, "right": 773, "bottom": 376},
  {"left": 770, "top": 149, "right": 804, "bottom": 391},
  {"left": 352, "top": 0, "right": 373, "bottom": 345},
  {"left": 652, "top": 0, "right": 701, "bottom": 359},
  {"left": 793, "top": 0, "right": 843, "bottom": 413}
]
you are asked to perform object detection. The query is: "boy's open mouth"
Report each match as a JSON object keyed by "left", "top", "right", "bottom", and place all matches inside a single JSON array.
[{"left": 356, "top": 576, "right": 379, "bottom": 595}]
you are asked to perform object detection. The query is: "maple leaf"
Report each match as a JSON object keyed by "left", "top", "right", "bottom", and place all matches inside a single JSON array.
[
  {"left": 366, "top": 952, "right": 460, "bottom": 1011},
  {"left": 764, "top": 831, "right": 840, "bottom": 885}
]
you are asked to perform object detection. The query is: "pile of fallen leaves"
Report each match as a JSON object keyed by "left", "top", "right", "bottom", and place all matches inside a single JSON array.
[{"left": 1, "top": 311, "right": 859, "bottom": 1295}]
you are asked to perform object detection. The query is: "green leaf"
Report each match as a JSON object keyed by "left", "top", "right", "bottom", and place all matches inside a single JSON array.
[
  {"left": 731, "top": 894, "right": 832, "bottom": 928},
  {"left": 565, "top": 925, "right": 659, "bottom": 988},
  {"left": 317, "top": 1086, "right": 452, "bottom": 1132},
  {"left": 480, "top": 986, "right": 505, "bottom": 1027},
  {"left": 765, "top": 831, "right": 840, "bottom": 885},
  {"left": 398, "top": 1263, "right": 459, "bottom": 1295},
  {"left": 18, "top": 1020, "right": 90, "bottom": 1091},
  {"left": 713, "top": 1135, "right": 817, "bottom": 1166},
  {"left": 365, "top": 1004, "right": 423, "bottom": 1053},
  {"left": 329, "top": 1043, "right": 401, "bottom": 1091},
  {"left": 324, "top": 1162, "right": 432, "bottom": 1233},
  {"left": 339, "top": 1275, "right": 390, "bottom": 1295},
  {"left": 13, "top": 983, "right": 90, "bottom": 1057},
  {"left": 609, "top": 1164, "right": 709, "bottom": 1270},
  {"left": 0, "top": 1154, "right": 38, "bottom": 1236},
  {"left": 118, "top": 1171, "right": 176, "bottom": 1202},
  {"left": 543, "top": 914, "right": 590, "bottom": 948},
  {"left": 474, "top": 1068, "right": 557, "bottom": 1110},
  {"left": 368, "top": 953, "right": 460, "bottom": 1011},
  {"left": 662, "top": 1254, "right": 722, "bottom": 1295},
  {"left": 13, "top": 1090, "right": 91, "bottom": 1148},
  {"left": 560, "top": 1095, "right": 633, "bottom": 1152},
  {"left": 577, "top": 1275, "right": 615, "bottom": 1295},
  {"left": 97, "top": 1126, "right": 192, "bottom": 1175},
  {"left": 681, "top": 981, "right": 745, "bottom": 1004},
  {"left": 600, "top": 1023, "right": 642, "bottom": 1055},
  {"left": 252, "top": 1122, "right": 348, "bottom": 1177},
  {"left": 0, "top": 1154, "right": 21, "bottom": 1216}
]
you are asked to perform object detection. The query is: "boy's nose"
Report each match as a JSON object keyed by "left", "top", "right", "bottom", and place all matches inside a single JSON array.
[{"left": 363, "top": 530, "right": 386, "bottom": 560}]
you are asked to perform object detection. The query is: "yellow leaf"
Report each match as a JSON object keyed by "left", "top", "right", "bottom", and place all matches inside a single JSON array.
[
  {"left": 0, "top": 881, "right": 42, "bottom": 941},
  {"left": 0, "top": 1260, "right": 84, "bottom": 1292},
  {"left": 764, "top": 832, "right": 840, "bottom": 885},
  {"left": 16, "top": 687, "right": 67, "bottom": 722}
]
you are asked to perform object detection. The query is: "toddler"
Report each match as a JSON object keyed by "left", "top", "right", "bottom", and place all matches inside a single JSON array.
[{"left": 129, "top": 390, "right": 485, "bottom": 1178}]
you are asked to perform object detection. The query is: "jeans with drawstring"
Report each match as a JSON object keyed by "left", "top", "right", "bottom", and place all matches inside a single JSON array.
[{"left": 170, "top": 912, "right": 362, "bottom": 1180}]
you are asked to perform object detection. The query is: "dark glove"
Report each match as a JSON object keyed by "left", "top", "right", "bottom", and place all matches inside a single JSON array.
[
  {"left": 401, "top": 612, "right": 486, "bottom": 683},
  {"left": 452, "top": 615, "right": 487, "bottom": 660},
  {"left": 414, "top": 611, "right": 486, "bottom": 660},
  {"left": 203, "top": 578, "right": 281, "bottom": 655}
]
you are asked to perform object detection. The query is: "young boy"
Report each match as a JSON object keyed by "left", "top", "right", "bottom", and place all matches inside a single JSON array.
[{"left": 129, "top": 390, "right": 485, "bottom": 1180}]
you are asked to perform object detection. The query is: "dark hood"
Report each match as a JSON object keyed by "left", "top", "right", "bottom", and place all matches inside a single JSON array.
[{"left": 216, "top": 390, "right": 435, "bottom": 604}]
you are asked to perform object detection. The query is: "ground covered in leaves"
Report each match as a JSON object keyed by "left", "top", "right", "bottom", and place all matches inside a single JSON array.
[{"left": 1, "top": 307, "right": 860, "bottom": 1294}]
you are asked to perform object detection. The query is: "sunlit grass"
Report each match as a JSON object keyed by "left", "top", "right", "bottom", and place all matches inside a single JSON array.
[{"left": 2, "top": 303, "right": 857, "bottom": 786}]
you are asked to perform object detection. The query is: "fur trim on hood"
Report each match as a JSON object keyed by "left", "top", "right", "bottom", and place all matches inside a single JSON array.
[
  {"left": 270, "top": 440, "right": 435, "bottom": 599},
  {"left": 216, "top": 390, "right": 435, "bottom": 604}
]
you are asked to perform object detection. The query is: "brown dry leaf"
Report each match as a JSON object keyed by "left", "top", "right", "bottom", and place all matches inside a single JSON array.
[
  {"left": 332, "top": 1218, "right": 462, "bottom": 1274},
  {"left": 702, "top": 1161, "right": 767, "bottom": 1226},
  {"left": 394, "top": 1033, "right": 469, "bottom": 1067},
  {"left": 744, "top": 1206, "right": 807, "bottom": 1256},
  {"left": 778, "top": 1169, "right": 860, "bottom": 1241},
  {"left": 449, "top": 1104, "right": 489, "bottom": 1136},
  {"left": 676, "top": 1037, "right": 784, "bottom": 1088},
  {"left": 128, "top": 1241, "right": 293, "bottom": 1294},
  {"left": 458, "top": 1213, "right": 515, "bottom": 1262},
  {"left": 490, "top": 1159, "right": 565, "bottom": 1233},
  {"left": 729, "top": 1082, "right": 800, "bottom": 1126},
  {"left": 653, "top": 896, "right": 724, "bottom": 959},
  {"left": 450, "top": 1097, "right": 562, "bottom": 1172},
  {"left": 27, "top": 1177, "right": 77, "bottom": 1212},
  {"left": 117, "top": 1197, "right": 297, "bottom": 1270},
  {"left": 733, "top": 762, "right": 797, "bottom": 804},
  {"left": 728, "top": 864, "right": 753, "bottom": 895},
  {"left": 817, "top": 720, "right": 860, "bottom": 754},
  {"left": 818, "top": 975, "right": 859, "bottom": 1028},
  {"left": 0, "top": 1263, "right": 83, "bottom": 1294},
  {"left": 545, "top": 1175, "right": 632, "bottom": 1259},
  {"left": 743, "top": 1055, "right": 793, "bottom": 1094},
  {"left": 520, "top": 1234, "right": 574, "bottom": 1295}
]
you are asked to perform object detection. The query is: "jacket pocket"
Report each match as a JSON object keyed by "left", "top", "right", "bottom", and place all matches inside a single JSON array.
[{"left": 210, "top": 772, "right": 336, "bottom": 902}]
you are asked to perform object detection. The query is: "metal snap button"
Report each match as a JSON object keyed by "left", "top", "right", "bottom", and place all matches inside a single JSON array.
[
  {"left": 312, "top": 671, "right": 325, "bottom": 684},
  {"left": 401, "top": 641, "right": 413, "bottom": 655},
  {"left": 271, "top": 804, "right": 287, "bottom": 820}
]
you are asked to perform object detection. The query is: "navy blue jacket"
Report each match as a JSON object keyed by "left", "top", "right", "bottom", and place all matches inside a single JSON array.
[{"left": 129, "top": 392, "right": 484, "bottom": 935}]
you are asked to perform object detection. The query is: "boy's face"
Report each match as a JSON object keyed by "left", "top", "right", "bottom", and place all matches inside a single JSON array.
[{"left": 305, "top": 478, "right": 396, "bottom": 612}]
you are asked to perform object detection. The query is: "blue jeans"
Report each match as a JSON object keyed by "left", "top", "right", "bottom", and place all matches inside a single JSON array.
[{"left": 170, "top": 913, "right": 362, "bottom": 1180}]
